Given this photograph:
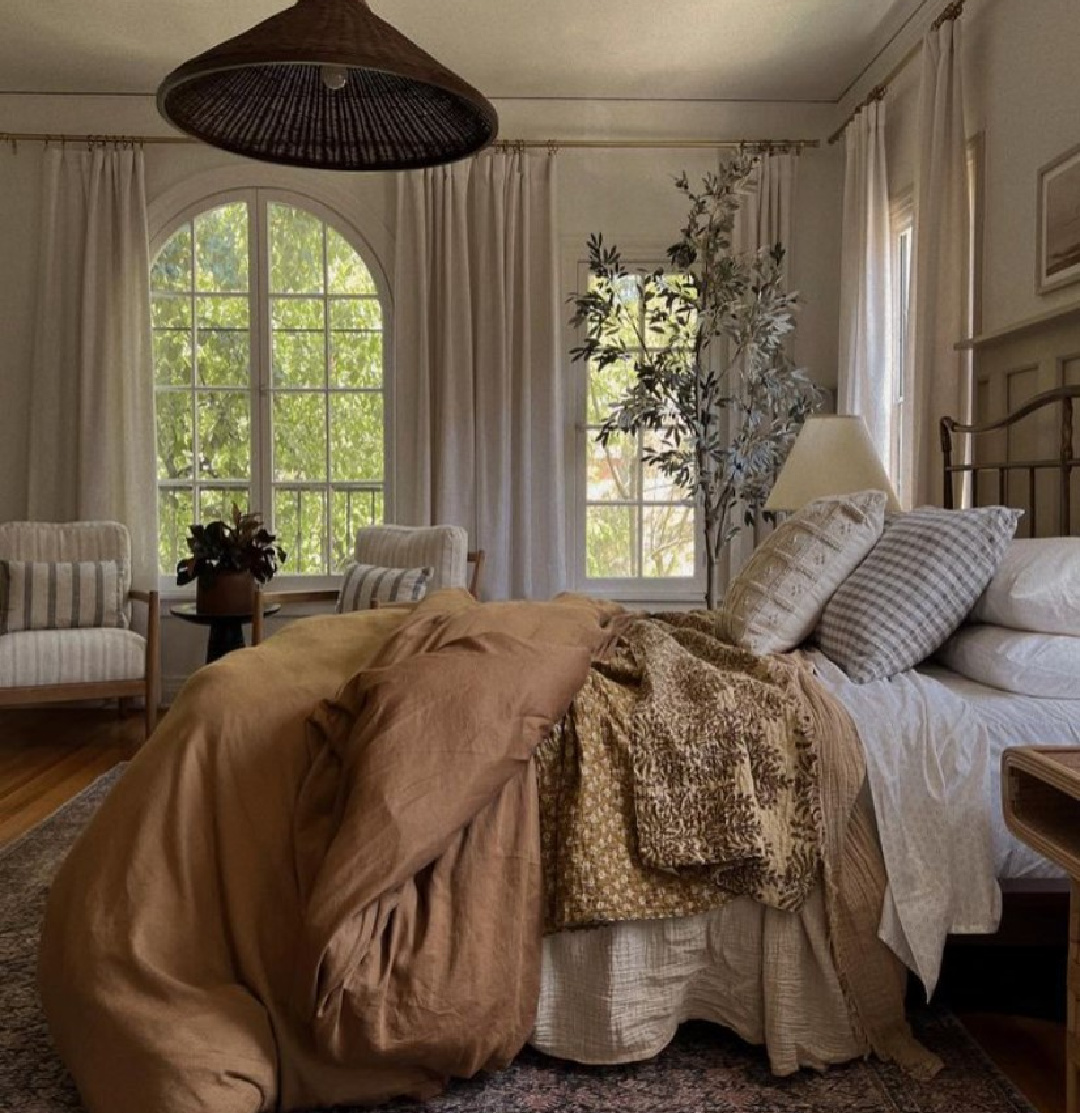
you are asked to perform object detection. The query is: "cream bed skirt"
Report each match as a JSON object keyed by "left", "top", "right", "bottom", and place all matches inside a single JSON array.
[{"left": 532, "top": 886, "right": 863, "bottom": 1076}]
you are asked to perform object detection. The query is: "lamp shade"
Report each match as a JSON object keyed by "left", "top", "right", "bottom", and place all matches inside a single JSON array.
[
  {"left": 157, "top": 0, "right": 499, "bottom": 171},
  {"left": 764, "top": 416, "right": 902, "bottom": 513}
]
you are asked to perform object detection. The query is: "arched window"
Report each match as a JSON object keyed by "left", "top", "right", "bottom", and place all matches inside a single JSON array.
[{"left": 151, "top": 192, "right": 387, "bottom": 578}]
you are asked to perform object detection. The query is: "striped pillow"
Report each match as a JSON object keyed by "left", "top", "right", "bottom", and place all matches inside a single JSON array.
[
  {"left": 0, "top": 560, "right": 129, "bottom": 634},
  {"left": 815, "top": 506, "right": 1021, "bottom": 682},
  {"left": 336, "top": 563, "right": 433, "bottom": 613}
]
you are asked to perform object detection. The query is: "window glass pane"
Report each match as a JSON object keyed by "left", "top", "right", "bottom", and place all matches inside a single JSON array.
[
  {"left": 331, "top": 332, "right": 382, "bottom": 389},
  {"left": 196, "top": 329, "right": 249, "bottom": 388},
  {"left": 154, "top": 329, "right": 192, "bottom": 387},
  {"left": 330, "top": 298, "right": 381, "bottom": 331},
  {"left": 327, "top": 226, "right": 377, "bottom": 295},
  {"left": 270, "top": 204, "right": 324, "bottom": 294},
  {"left": 586, "top": 505, "right": 636, "bottom": 578},
  {"left": 152, "top": 294, "right": 191, "bottom": 330},
  {"left": 273, "top": 393, "right": 327, "bottom": 481},
  {"left": 642, "top": 504, "right": 695, "bottom": 578},
  {"left": 330, "top": 488, "right": 383, "bottom": 571},
  {"left": 196, "top": 295, "right": 249, "bottom": 330},
  {"left": 195, "top": 204, "right": 248, "bottom": 293},
  {"left": 587, "top": 358, "right": 635, "bottom": 425},
  {"left": 586, "top": 431, "right": 637, "bottom": 502},
  {"left": 644, "top": 275, "right": 698, "bottom": 347},
  {"left": 199, "top": 487, "right": 250, "bottom": 525},
  {"left": 590, "top": 274, "right": 642, "bottom": 348},
  {"left": 271, "top": 297, "right": 325, "bottom": 331},
  {"left": 158, "top": 488, "right": 194, "bottom": 575},
  {"left": 642, "top": 430, "right": 690, "bottom": 501},
  {"left": 273, "top": 332, "right": 325, "bottom": 388},
  {"left": 274, "top": 487, "right": 327, "bottom": 574},
  {"left": 330, "top": 394, "right": 383, "bottom": 482},
  {"left": 197, "top": 392, "right": 250, "bottom": 480},
  {"left": 156, "top": 393, "right": 193, "bottom": 480},
  {"left": 152, "top": 224, "right": 192, "bottom": 292}
]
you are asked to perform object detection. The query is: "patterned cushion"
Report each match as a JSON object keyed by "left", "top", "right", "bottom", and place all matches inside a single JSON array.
[
  {"left": 336, "top": 563, "right": 433, "bottom": 613},
  {"left": 0, "top": 560, "right": 128, "bottom": 635},
  {"left": 815, "top": 506, "right": 1022, "bottom": 682},
  {"left": 721, "top": 491, "right": 886, "bottom": 655}
]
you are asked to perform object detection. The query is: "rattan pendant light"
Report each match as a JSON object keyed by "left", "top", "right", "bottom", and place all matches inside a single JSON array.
[{"left": 157, "top": 0, "right": 498, "bottom": 171}]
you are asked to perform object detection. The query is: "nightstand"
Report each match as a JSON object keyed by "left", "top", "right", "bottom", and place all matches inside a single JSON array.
[{"left": 1002, "top": 747, "right": 1080, "bottom": 1113}]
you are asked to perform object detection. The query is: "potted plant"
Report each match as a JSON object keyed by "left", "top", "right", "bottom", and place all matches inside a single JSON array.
[
  {"left": 176, "top": 504, "right": 287, "bottom": 616},
  {"left": 569, "top": 154, "right": 820, "bottom": 608}
]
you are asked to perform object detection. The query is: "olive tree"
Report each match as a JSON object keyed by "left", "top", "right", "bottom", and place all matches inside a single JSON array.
[{"left": 570, "top": 154, "right": 820, "bottom": 608}]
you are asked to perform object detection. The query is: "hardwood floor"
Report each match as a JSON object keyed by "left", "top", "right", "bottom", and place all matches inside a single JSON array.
[
  {"left": 0, "top": 708, "right": 1068, "bottom": 1112},
  {"left": 0, "top": 707, "right": 139, "bottom": 848}
]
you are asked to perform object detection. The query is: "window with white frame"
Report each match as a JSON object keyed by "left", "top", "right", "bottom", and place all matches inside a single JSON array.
[
  {"left": 576, "top": 269, "right": 700, "bottom": 595},
  {"left": 151, "top": 192, "right": 387, "bottom": 580}
]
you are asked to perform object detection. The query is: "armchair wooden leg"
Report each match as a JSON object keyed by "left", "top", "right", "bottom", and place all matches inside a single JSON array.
[{"left": 144, "top": 589, "right": 161, "bottom": 741}]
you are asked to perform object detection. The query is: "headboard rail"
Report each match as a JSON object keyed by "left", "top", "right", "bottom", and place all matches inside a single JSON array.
[{"left": 940, "top": 384, "right": 1079, "bottom": 536}]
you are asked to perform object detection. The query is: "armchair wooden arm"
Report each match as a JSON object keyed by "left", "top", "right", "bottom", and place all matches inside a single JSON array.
[{"left": 128, "top": 588, "right": 160, "bottom": 735}]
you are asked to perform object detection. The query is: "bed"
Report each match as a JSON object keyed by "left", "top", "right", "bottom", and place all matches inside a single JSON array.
[
  {"left": 535, "top": 384, "right": 1080, "bottom": 1069},
  {"left": 35, "top": 388, "right": 1080, "bottom": 1112}
]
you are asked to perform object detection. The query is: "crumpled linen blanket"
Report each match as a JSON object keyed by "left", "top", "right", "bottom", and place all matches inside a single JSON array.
[{"left": 38, "top": 591, "right": 621, "bottom": 1113}]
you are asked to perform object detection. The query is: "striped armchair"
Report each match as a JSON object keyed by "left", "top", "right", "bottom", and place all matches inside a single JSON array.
[
  {"left": 0, "top": 522, "right": 160, "bottom": 736},
  {"left": 252, "top": 525, "right": 484, "bottom": 645}
]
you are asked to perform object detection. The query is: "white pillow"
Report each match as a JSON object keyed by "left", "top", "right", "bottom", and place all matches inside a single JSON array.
[
  {"left": 971, "top": 537, "right": 1080, "bottom": 635},
  {"left": 720, "top": 490, "right": 886, "bottom": 655},
  {"left": 938, "top": 624, "right": 1080, "bottom": 700}
]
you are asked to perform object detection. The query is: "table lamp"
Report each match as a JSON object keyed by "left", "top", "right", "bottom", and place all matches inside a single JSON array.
[{"left": 764, "top": 416, "right": 902, "bottom": 513}]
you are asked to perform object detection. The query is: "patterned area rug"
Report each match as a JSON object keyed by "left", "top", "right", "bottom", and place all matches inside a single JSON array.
[{"left": 1, "top": 767, "right": 1038, "bottom": 1113}]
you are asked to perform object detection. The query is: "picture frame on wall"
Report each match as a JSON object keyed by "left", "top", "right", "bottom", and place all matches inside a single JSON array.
[{"left": 1037, "top": 141, "right": 1080, "bottom": 295}]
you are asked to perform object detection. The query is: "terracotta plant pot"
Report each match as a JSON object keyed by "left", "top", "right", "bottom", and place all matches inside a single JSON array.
[{"left": 195, "top": 570, "right": 256, "bottom": 616}]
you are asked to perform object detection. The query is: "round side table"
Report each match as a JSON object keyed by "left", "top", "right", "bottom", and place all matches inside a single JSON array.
[{"left": 170, "top": 603, "right": 282, "bottom": 664}]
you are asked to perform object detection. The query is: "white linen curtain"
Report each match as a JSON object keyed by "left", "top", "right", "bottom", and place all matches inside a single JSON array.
[
  {"left": 724, "top": 150, "right": 799, "bottom": 583},
  {"left": 903, "top": 19, "right": 971, "bottom": 507},
  {"left": 838, "top": 100, "right": 894, "bottom": 474},
  {"left": 393, "top": 149, "right": 565, "bottom": 601},
  {"left": 27, "top": 147, "right": 157, "bottom": 587}
]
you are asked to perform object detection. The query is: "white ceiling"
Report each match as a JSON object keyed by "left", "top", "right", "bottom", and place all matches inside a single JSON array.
[{"left": 0, "top": 0, "right": 927, "bottom": 103}]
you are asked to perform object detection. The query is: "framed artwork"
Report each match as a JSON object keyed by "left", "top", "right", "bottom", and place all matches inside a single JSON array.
[{"left": 1037, "top": 142, "right": 1080, "bottom": 295}]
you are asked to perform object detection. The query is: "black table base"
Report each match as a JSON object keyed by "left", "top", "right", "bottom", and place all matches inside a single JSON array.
[{"left": 205, "top": 619, "right": 247, "bottom": 664}]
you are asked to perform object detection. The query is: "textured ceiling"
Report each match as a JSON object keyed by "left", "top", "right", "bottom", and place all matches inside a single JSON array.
[{"left": 0, "top": 0, "right": 926, "bottom": 102}]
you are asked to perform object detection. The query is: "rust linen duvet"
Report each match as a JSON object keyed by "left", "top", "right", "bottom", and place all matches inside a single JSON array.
[{"left": 38, "top": 592, "right": 619, "bottom": 1113}]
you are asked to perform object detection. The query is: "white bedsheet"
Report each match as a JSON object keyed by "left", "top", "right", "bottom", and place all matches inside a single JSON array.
[{"left": 813, "top": 652, "right": 1080, "bottom": 996}]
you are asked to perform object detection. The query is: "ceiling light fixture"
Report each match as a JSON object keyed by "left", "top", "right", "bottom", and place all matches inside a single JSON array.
[{"left": 157, "top": 0, "right": 499, "bottom": 172}]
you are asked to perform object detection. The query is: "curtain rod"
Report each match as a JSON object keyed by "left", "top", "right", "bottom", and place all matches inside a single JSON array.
[
  {"left": 827, "top": 0, "right": 965, "bottom": 145},
  {"left": 0, "top": 131, "right": 819, "bottom": 153}
]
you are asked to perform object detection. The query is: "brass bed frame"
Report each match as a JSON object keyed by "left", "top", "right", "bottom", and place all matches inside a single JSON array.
[{"left": 941, "top": 383, "right": 1079, "bottom": 535}]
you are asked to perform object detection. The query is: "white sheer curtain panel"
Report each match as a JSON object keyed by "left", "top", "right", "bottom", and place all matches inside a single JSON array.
[
  {"left": 27, "top": 147, "right": 156, "bottom": 587},
  {"left": 393, "top": 149, "right": 565, "bottom": 601},
  {"left": 838, "top": 100, "right": 894, "bottom": 474},
  {"left": 723, "top": 150, "right": 799, "bottom": 583},
  {"left": 903, "top": 19, "right": 971, "bottom": 507}
]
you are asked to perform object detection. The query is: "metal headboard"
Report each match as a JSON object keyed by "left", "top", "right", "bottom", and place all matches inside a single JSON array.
[{"left": 940, "top": 384, "right": 1080, "bottom": 536}]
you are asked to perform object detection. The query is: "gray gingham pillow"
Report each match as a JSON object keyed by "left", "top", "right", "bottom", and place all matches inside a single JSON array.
[
  {"left": 815, "top": 506, "right": 1021, "bottom": 682},
  {"left": 336, "top": 562, "right": 433, "bottom": 613}
]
